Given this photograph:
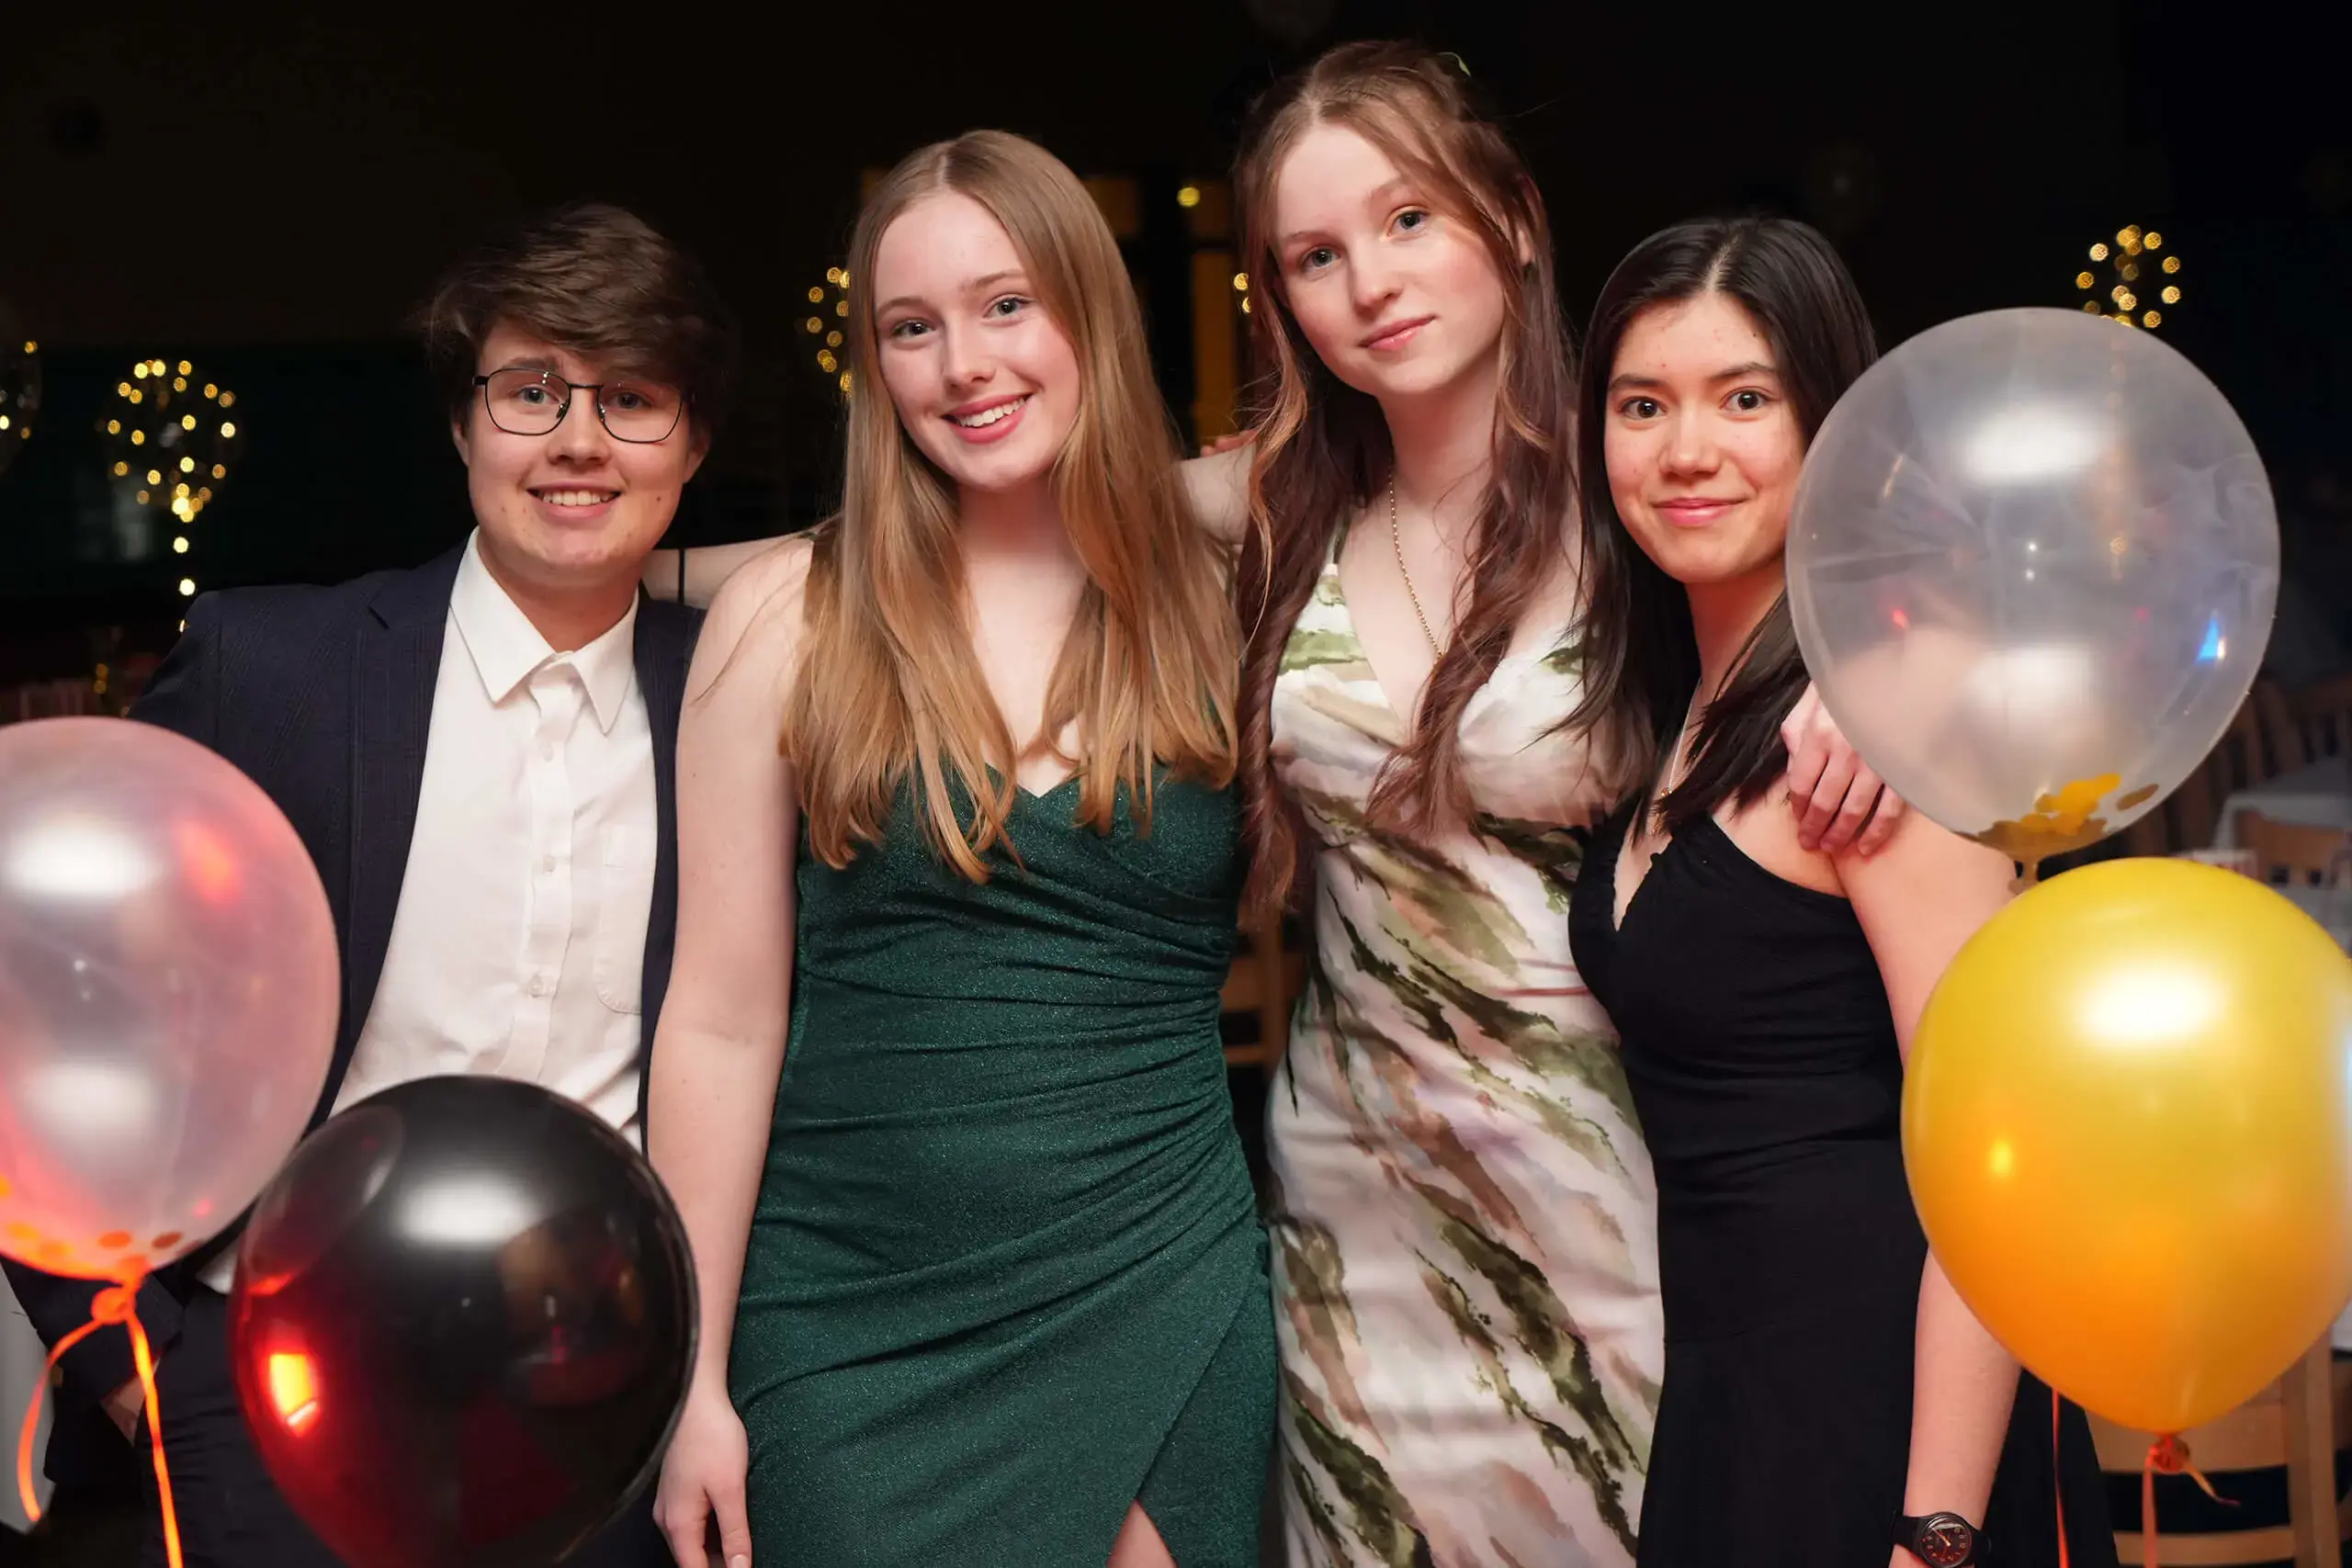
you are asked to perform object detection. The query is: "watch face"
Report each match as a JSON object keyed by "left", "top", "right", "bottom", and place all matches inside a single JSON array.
[{"left": 1916, "top": 1516, "right": 1974, "bottom": 1567}]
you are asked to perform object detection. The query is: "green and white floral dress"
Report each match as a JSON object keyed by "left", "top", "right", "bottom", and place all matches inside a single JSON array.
[{"left": 1267, "top": 530, "right": 1662, "bottom": 1567}]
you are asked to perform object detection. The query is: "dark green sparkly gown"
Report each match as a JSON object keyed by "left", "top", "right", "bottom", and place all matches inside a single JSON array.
[{"left": 731, "top": 774, "right": 1276, "bottom": 1567}]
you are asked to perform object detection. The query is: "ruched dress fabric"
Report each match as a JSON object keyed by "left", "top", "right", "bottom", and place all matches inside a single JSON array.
[{"left": 731, "top": 776, "right": 1276, "bottom": 1567}]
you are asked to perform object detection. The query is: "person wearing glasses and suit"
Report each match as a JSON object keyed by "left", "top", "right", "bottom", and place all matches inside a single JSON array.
[{"left": 1, "top": 202, "right": 732, "bottom": 1568}]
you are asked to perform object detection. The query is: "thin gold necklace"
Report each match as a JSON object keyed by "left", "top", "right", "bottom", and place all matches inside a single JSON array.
[
  {"left": 1645, "top": 686, "right": 1713, "bottom": 836},
  {"left": 1388, "top": 476, "right": 1444, "bottom": 655}
]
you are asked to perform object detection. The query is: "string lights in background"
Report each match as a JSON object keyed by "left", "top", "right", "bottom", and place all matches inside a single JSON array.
[
  {"left": 802, "top": 268, "right": 852, "bottom": 397},
  {"left": 2077, "top": 225, "right": 2182, "bottom": 330},
  {"left": 0, "top": 305, "right": 40, "bottom": 478},
  {"left": 100, "top": 358, "right": 245, "bottom": 601}
]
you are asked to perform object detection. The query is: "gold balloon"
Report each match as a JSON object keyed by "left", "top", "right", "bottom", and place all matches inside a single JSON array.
[{"left": 1905, "top": 858, "right": 2352, "bottom": 1434}]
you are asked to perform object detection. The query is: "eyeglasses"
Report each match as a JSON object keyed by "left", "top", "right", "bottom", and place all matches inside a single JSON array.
[{"left": 473, "top": 367, "right": 687, "bottom": 444}]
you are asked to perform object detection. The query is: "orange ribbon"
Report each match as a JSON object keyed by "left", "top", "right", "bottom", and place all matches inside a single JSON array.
[
  {"left": 2052, "top": 1387, "right": 2070, "bottom": 1568},
  {"left": 2139, "top": 1432, "right": 2233, "bottom": 1568},
  {"left": 14, "top": 1270, "right": 183, "bottom": 1568}
]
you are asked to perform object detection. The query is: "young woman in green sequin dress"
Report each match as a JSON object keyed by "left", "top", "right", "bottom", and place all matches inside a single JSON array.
[{"left": 644, "top": 132, "right": 1272, "bottom": 1568}]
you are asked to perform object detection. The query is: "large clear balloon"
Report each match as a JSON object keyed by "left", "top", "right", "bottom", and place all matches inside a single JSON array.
[
  {"left": 1905, "top": 859, "right": 2352, "bottom": 1434},
  {"left": 230, "top": 1076, "right": 697, "bottom": 1568},
  {"left": 0, "top": 717, "right": 339, "bottom": 1281},
  {"left": 1787, "top": 309, "right": 2278, "bottom": 873}
]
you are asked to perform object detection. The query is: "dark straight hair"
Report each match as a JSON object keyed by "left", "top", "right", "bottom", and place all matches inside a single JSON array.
[{"left": 1566, "top": 215, "right": 1877, "bottom": 828}]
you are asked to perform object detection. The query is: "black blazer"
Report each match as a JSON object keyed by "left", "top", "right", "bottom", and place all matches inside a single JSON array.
[{"left": 2, "top": 544, "right": 699, "bottom": 1486}]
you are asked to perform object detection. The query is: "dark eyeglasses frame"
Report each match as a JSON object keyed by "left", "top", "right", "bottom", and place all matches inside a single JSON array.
[{"left": 472, "top": 368, "right": 688, "bottom": 444}]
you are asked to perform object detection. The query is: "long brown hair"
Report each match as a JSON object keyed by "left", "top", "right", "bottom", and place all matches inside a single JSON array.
[
  {"left": 1567, "top": 217, "right": 1878, "bottom": 828},
  {"left": 789, "top": 130, "right": 1241, "bottom": 880},
  {"left": 1231, "top": 41, "right": 1578, "bottom": 918}
]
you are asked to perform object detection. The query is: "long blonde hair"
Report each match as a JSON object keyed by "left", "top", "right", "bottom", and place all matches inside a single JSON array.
[{"left": 790, "top": 130, "right": 1240, "bottom": 880}]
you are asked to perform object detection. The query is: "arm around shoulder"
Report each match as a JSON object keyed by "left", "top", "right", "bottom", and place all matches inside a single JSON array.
[
  {"left": 643, "top": 536, "right": 797, "bottom": 609},
  {"left": 1178, "top": 444, "right": 1252, "bottom": 546}
]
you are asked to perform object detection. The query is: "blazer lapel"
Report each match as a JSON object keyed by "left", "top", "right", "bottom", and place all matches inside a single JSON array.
[
  {"left": 335, "top": 547, "right": 464, "bottom": 1109},
  {"left": 631, "top": 595, "right": 697, "bottom": 1125}
]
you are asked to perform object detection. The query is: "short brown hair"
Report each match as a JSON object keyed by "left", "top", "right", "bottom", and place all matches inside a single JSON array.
[{"left": 414, "top": 201, "right": 737, "bottom": 436}]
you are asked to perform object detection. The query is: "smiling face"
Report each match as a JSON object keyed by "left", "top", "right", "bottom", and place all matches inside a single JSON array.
[
  {"left": 869, "top": 191, "right": 1082, "bottom": 499},
  {"left": 1267, "top": 120, "right": 1513, "bottom": 409},
  {"left": 452, "top": 321, "right": 705, "bottom": 615},
  {"left": 1601, "top": 291, "right": 1805, "bottom": 593}
]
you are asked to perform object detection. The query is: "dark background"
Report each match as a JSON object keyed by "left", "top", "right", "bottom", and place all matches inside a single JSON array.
[{"left": 0, "top": 1, "right": 2346, "bottom": 682}]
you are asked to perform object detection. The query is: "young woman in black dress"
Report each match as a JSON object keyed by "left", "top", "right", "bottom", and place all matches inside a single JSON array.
[{"left": 1564, "top": 218, "right": 2115, "bottom": 1567}]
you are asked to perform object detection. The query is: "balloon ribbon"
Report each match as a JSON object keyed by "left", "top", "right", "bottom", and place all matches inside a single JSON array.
[
  {"left": 2140, "top": 1432, "right": 2233, "bottom": 1568},
  {"left": 2052, "top": 1387, "right": 2069, "bottom": 1568},
  {"left": 15, "top": 1270, "right": 183, "bottom": 1568}
]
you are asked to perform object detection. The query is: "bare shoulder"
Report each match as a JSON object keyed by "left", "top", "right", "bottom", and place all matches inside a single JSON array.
[
  {"left": 1178, "top": 446, "right": 1251, "bottom": 545},
  {"left": 707, "top": 536, "right": 814, "bottom": 636},
  {"left": 690, "top": 534, "right": 819, "bottom": 708}
]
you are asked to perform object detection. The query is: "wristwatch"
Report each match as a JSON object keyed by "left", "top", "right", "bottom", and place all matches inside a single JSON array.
[{"left": 1897, "top": 1512, "right": 1982, "bottom": 1566}]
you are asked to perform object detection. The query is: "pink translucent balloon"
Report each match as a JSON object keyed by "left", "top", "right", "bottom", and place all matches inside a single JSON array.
[{"left": 0, "top": 717, "right": 337, "bottom": 1280}]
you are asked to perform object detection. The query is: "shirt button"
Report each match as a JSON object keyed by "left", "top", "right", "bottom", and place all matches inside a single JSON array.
[
  {"left": 541, "top": 854, "right": 557, "bottom": 874},
  {"left": 527, "top": 976, "right": 547, "bottom": 998},
  {"left": 541, "top": 742, "right": 557, "bottom": 761}
]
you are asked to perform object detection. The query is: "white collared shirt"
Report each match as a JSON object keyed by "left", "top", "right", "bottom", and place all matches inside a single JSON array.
[{"left": 202, "top": 532, "right": 656, "bottom": 1292}]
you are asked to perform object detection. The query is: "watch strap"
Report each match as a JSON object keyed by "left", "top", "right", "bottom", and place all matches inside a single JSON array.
[{"left": 1896, "top": 1511, "right": 1982, "bottom": 1567}]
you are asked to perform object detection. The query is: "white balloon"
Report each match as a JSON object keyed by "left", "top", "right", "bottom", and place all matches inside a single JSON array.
[{"left": 1787, "top": 309, "right": 2278, "bottom": 869}]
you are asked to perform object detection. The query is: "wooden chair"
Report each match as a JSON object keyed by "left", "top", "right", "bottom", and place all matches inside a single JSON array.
[
  {"left": 2090, "top": 1337, "right": 2348, "bottom": 1566},
  {"left": 2218, "top": 693, "right": 2269, "bottom": 797},
  {"left": 2256, "top": 677, "right": 2310, "bottom": 775},
  {"left": 2162, "top": 694, "right": 2267, "bottom": 853},
  {"left": 2236, "top": 811, "right": 2352, "bottom": 889},
  {"left": 2121, "top": 809, "right": 2173, "bottom": 857},
  {"left": 2295, "top": 671, "right": 2352, "bottom": 761},
  {"left": 2165, "top": 742, "right": 2226, "bottom": 852},
  {"left": 1220, "top": 914, "right": 1306, "bottom": 1076}
]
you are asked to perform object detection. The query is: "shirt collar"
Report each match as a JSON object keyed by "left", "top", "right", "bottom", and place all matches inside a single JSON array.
[{"left": 448, "top": 530, "right": 640, "bottom": 733}]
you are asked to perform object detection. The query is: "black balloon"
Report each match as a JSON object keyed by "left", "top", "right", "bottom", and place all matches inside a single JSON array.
[{"left": 228, "top": 1077, "right": 697, "bottom": 1568}]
